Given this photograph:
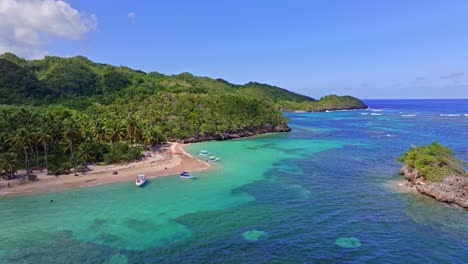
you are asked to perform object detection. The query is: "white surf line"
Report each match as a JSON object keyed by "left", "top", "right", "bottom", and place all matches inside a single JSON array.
[{"left": 440, "top": 113, "right": 461, "bottom": 117}]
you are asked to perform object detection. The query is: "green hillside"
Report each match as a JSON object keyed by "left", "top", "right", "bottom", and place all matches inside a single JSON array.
[
  {"left": 236, "top": 82, "right": 315, "bottom": 102},
  {"left": 0, "top": 52, "right": 366, "bottom": 176},
  {"left": 0, "top": 52, "right": 364, "bottom": 111}
]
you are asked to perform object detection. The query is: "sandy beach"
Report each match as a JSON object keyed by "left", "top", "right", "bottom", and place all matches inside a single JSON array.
[{"left": 0, "top": 143, "right": 210, "bottom": 197}]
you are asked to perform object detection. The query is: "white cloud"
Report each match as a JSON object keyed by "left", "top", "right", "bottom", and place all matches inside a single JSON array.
[
  {"left": 440, "top": 71, "right": 465, "bottom": 79},
  {"left": 0, "top": 0, "right": 97, "bottom": 58},
  {"left": 128, "top": 11, "right": 135, "bottom": 23}
]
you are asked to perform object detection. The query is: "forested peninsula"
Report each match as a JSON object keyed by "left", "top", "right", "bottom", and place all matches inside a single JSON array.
[{"left": 0, "top": 52, "right": 366, "bottom": 176}]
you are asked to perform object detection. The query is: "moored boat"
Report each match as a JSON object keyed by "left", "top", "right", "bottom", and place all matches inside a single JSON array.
[
  {"left": 197, "top": 150, "right": 210, "bottom": 156},
  {"left": 180, "top": 171, "right": 195, "bottom": 179},
  {"left": 207, "top": 156, "right": 221, "bottom": 162},
  {"left": 136, "top": 174, "right": 147, "bottom": 187}
]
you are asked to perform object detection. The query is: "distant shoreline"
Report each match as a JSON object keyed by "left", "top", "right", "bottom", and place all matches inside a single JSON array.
[
  {"left": 0, "top": 143, "right": 210, "bottom": 198},
  {"left": 174, "top": 124, "right": 291, "bottom": 144}
]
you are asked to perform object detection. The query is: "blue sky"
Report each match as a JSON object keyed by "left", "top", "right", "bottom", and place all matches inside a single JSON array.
[{"left": 3, "top": 0, "right": 468, "bottom": 99}]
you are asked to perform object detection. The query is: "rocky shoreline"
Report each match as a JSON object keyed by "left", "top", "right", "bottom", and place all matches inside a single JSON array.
[
  {"left": 315, "top": 105, "right": 368, "bottom": 112},
  {"left": 288, "top": 105, "right": 368, "bottom": 113},
  {"left": 399, "top": 165, "right": 468, "bottom": 209},
  {"left": 174, "top": 105, "right": 368, "bottom": 144},
  {"left": 174, "top": 124, "right": 291, "bottom": 144}
]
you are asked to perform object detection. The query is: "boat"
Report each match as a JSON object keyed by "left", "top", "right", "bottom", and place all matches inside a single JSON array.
[
  {"left": 180, "top": 171, "right": 196, "bottom": 179},
  {"left": 207, "top": 156, "right": 221, "bottom": 162},
  {"left": 136, "top": 174, "right": 147, "bottom": 187},
  {"left": 197, "top": 150, "right": 210, "bottom": 156}
]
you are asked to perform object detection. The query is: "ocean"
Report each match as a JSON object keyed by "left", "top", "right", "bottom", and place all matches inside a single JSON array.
[{"left": 0, "top": 99, "right": 467, "bottom": 263}]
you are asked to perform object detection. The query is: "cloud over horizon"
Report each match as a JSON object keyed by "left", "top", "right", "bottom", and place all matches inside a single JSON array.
[
  {"left": 440, "top": 71, "right": 465, "bottom": 79},
  {"left": 0, "top": 0, "right": 97, "bottom": 58}
]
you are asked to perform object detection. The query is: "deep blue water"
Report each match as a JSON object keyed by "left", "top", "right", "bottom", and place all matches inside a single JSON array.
[{"left": 1, "top": 99, "right": 467, "bottom": 263}]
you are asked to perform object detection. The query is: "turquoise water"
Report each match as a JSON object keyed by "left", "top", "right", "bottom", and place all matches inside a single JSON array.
[{"left": 1, "top": 99, "right": 467, "bottom": 263}]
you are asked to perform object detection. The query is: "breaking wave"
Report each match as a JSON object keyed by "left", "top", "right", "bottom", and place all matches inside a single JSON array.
[{"left": 440, "top": 114, "right": 461, "bottom": 117}]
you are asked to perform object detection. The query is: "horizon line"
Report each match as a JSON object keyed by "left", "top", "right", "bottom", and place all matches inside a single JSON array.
[{"left": 360, "top": 98, "right": 468, "bottom": 100}]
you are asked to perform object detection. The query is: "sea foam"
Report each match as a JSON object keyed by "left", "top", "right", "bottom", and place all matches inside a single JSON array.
[{"left": 440, "top": 114, "right": 461, "bottom": 117}]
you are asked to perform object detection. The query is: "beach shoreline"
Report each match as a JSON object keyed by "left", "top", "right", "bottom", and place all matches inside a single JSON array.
[{"left": 0, "top": 143, "right": 210, "bottom": 198}]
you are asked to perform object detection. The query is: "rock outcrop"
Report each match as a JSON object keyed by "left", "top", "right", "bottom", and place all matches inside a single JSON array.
[
  {"left": 174, "top": 124, "right": 291, "bottom": 144},
  {"left": 399, "top": 165, "right": 468, "bottom": 209},
  {"left": 416, "top": 176, "right": 468, "bottom": 209}
]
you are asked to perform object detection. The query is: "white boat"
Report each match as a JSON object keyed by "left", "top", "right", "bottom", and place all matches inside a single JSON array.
[
  {"left": 180, "top": 171, "right": 195, "bottom": 179},
  {"left": 207, "top": 156, "right": 221, "bottom": 162},
  {"left": 136, "top": 174, "right": 147, "bottom": 187},
  {"left": 197, "top": 150, "right": 210, "bottom": 156}
]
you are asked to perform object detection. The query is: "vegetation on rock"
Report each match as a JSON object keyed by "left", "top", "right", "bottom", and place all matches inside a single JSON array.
[{"left": 397, "top": 142, "right": 466, "bottom": 182}]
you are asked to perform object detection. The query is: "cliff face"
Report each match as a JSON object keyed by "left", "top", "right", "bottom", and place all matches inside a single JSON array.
[
  {"left": 399, "top": 165, "right": 468, "bottom": 209},
  {"left": 175, "top": 124, "right": 291, "bottom": 144}
]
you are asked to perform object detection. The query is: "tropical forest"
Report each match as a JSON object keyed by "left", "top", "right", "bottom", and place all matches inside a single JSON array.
[{"left": 0, "top": 52, "right": 366, "bottom": 177}]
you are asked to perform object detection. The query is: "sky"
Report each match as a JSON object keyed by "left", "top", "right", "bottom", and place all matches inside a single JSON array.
[{"left": 1, "top": 0, "right": 468, "bottom": 99}]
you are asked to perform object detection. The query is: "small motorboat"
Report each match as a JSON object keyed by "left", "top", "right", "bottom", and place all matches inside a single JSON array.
[
  {"left": 180, "top": 171, "right": 195, "bottom": 179},
  {"left": 136, "top": 174, "right": 147, "bottom": 187},
  {"left": 197, "top": 150, "right": 210, "bottom": 156},
  {"left": 207, "top": 156, "right": 221, "bottom": 162}
]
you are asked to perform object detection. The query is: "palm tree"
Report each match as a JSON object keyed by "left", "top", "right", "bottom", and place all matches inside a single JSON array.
[
  {"left": 37, "top": 131, "right": 53, "bottom": 172},
  {"left": 63, "top": 122, "right": 81, "bottom": 159},
  {"left": 0, "top": 133, "right": 9, "bottom": 153},
  {"left": 90, "top": 121, "right": 106, "bottom": 142},
  {"left": 8, "top": 128, "right": 33, "bottom": 175},
  {"left": 142, "top": 125, "right": 165, "bottom": 146},
  {"left": 76, "top": 143, "right": 93, "bottom": 173},
  {"left": 142, "top": 128, "right": 156, "bottom": 146},
  {"left": 105, "top": 122, "right": 126, "bottom": 144},
  {"left": 105, "top": 126, "right": 117, "bottom": 145},
  {"left": 31, "top": 131, "right": 42, "bottom": 167},
  {"left": 125, "top": 119, "right": 140, "bottom": 143},
  {"left": 79, "top": 143, "right": 94, "bottom": 161},
  {"left": 116, "top": 122, "right": 127, "bottom": 142},
  {"left": 0, "top": 152, "right": 18, "bottom": 180},
  {"left": 24, "top": 146, "right": 29, "bottom": 175},
  {"left": 154, "top": 126, "right": 166, "bottom": 143},
  {"left": 80, "top": 124, "right": 93, "bottom": 143}
]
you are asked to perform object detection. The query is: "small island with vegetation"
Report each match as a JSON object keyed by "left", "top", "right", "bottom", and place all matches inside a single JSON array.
[{"left": 397, "top": 142, "right": 468, "bottom": 209}]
